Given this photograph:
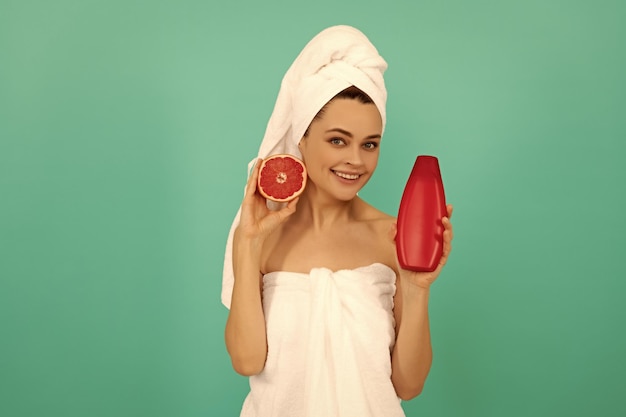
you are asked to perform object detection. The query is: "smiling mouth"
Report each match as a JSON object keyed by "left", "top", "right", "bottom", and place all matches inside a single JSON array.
[{"left": 332, "top": 170, "right": 361, "bottom": 180}]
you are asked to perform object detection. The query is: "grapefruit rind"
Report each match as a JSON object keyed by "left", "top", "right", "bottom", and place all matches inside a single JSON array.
[{"left": 257, "top": 154, "right": 307, "bottom": 202}]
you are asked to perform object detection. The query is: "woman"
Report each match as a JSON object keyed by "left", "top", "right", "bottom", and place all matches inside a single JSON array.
[{"left": 222, "top": 26, "right": 454, "bottom": 417}]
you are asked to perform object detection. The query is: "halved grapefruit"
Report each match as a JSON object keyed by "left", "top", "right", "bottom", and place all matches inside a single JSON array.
[{"left": 257, "top": 154, "right": 307, "bottom": 202}]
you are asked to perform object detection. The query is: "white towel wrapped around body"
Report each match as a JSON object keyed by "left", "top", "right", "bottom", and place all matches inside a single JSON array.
[
  {"left": 222, "top": 25, "right": 388, "bottom": 308},
  {"left": 239, "top": 263, "right": 405, "bottom": 417}
]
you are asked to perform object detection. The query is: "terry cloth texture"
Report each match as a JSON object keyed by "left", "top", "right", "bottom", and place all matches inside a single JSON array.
[{"left": 239, "top": 264, "right": 404, "bottom": 417}]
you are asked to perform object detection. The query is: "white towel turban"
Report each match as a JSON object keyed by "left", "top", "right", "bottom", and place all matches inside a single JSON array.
[{"left": 222, "top": 25, "right": 388, "bottom": 308}]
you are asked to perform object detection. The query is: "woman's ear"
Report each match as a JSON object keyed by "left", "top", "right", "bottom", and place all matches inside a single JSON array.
[{"left": 298, "top": 138, "right": 307, "bottom": 160}]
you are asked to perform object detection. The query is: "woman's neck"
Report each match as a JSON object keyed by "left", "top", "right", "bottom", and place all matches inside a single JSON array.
[{"left": 293, "top": 187, "right": 361, "bottom": 231}]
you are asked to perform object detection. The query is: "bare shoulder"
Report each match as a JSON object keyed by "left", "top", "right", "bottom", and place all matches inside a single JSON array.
[
  {"left": 355, "top": 197, "right": 396, "bottom": 226},
  {"left": 355, "top": 198, "right": 399, "bottom": 271}
]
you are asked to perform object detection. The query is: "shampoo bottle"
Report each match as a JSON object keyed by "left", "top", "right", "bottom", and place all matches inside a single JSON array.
[{"left": 396, "top": 155, "right": 447, "bottom": 272}]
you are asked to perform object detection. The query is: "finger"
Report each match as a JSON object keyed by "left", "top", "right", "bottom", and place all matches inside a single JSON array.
[
  {"left": 429, "top": 259, "right": 444, "bottom": 276},
  {"left": 273, "top": 197, "right": 300, "bottom": 223},
  {"left": 438, "top": 252, "right": 448, "bottom": 268},
  {"left": 440, "top": 235, "right": 452, "bottom": 262},
  {"left": 439, "top": 230, "right": 452, "bottom": 266},
  {"left": 244, "top": 158, "right": 262, "bottom": 198},
  {"left": 443, "top": 231, "right": 452, "bottom": 256},
  {"left": 286, "top": 196, "right": 300, "bottom": 211},
  {"left": 388, "top": 222, "right": 398, "bottom": 242},
  {"left": 258, "top": 199, "right": 299, "bottom": 234},
  {"left": 447, "top": 204, "right": 454, "bottom": 219},
  {"left": 442, "top": 217, "right": 454, "bottom": 240},
  {"left": 279, "top": 197, "right": 300, "bottom": 219}
]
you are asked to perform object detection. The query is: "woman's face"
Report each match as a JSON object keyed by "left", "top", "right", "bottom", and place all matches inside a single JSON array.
[{"left": 298, "top": 98, "right": 383, "bottom": 201}]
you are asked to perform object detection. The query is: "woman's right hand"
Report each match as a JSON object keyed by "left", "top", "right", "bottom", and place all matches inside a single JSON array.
[
  {"left": 235, "top": 158, "right": 299, "bottom": 243},
  {"left": 228, "top": 158, "right": 294, "bottom": 375}
]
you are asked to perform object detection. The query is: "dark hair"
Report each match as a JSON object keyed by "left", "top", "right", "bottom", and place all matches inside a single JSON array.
[
  {"left": 333, "top": 85, "right": 374, "bottom": 104},
  {"left": 303, "top": 86, "right": 374, "bottom": 137}
]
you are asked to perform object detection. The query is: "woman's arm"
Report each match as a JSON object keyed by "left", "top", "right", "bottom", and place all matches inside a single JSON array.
[
  {"left": 390, "top": 205, "right": 454, "bottom": 399},
  {"left": 390, "top": 277, "right": 433, "bottom": 399},
  {"left": 225, "top": 234, "right": 267, "bottom": 376},
  {"left": 224, "top": 160, "right": 299, "bottom": 376}
]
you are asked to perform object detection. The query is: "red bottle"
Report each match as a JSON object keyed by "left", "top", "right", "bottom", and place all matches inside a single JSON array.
[{"left": 396, "top": 155, "right": 447, "bottom": 272}]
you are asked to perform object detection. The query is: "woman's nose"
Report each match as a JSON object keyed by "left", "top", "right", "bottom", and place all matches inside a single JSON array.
[{"left": 345, "top": 145, "right": 364, "bottom": 166}]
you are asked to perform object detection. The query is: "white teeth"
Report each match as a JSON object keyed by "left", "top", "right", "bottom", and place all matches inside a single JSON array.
[{"left": 334, "top": 171, "right": 360, "bottom": 180}]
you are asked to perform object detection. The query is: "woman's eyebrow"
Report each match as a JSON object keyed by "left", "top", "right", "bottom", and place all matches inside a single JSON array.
[
  {"left": 325, "top": 128, "right": 381, "bottom": 140},
  {"left": 325, "top": 128, "right": 353, "bottom": 137}
]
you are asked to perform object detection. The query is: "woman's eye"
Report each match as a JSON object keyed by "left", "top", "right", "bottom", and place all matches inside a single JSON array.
[
  {"left": 363, "top": 142, "right": 378, "bottom": 150},
  {"left": 330, "top": 138, "right": 345, "bottom": 145}
]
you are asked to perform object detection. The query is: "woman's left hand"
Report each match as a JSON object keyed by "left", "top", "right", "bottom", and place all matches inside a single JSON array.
[{"left": 390, "top": 204, "right": 454, "bottom": 290}]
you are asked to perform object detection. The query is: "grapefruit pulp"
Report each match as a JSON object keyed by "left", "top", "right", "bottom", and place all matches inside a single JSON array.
[{"left": 257, "top": 154, "right": 307, "bottom": 202}]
